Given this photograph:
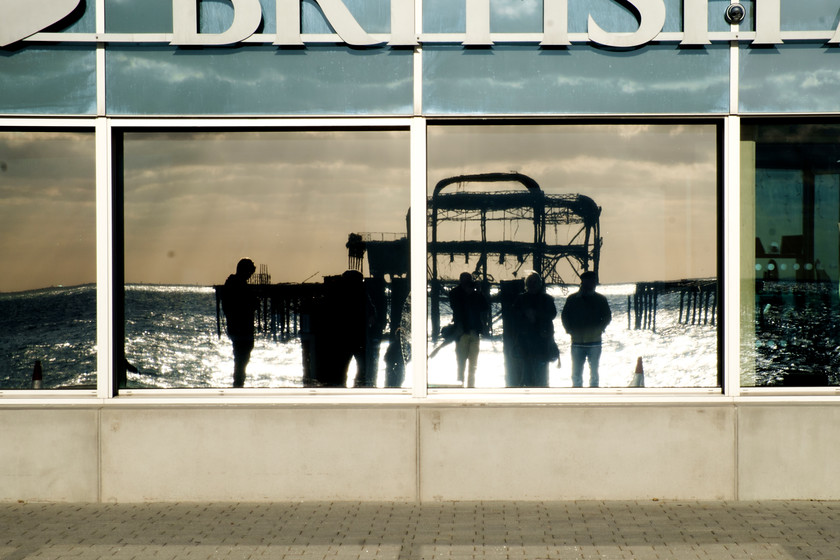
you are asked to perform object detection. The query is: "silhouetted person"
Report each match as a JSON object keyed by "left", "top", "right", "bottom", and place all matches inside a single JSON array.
[
  {"left": 449, "top": 272, "right": 489, "bottom": 387},
  {"left": 511, "top": 272, "right": 557, "bottom": 387},
  {"left": 221, "top": 258, "right": 257, "bottom": 388},
  {"left": 336, "top": 270, "right": 377, "bottom": 388},
  {"left": 562, "top": 271, "right": 611, "bottom": 388}
]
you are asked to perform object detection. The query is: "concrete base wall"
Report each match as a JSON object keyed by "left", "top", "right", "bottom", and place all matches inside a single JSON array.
[{"left": 2, "top": 402, "right": 839, "bottom": 502}]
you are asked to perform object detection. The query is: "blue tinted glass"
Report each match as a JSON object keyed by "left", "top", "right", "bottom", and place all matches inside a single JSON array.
[
  {"left": 781, "top": 0, "right": 840, "bottom": 31},
  {"left": 61, "top": 0, "right": 96, "bottom": 33},
  {"left": 200, "top": 0, "right": 236, "bottom": 34},
  {"left": 423, "top": 0, "right": 465, "bottom": 33},
  {"left": 0, "top": 47, "right": 96, "bottom": 114},
  {"left": 106, "top": 46, "right": 413, "bottom": 115},
  {"left": 490, "top": 0, "right": 543, "bottom": 34},
  {"left": 105, "top": 0, "right": 272, "bottom": 33},
  {"left": 740, "top": 43, "right": 840, "bottom": 114},
  {"left": 705, "top": 0, "right": 736, "bottom": 32},
  {"left": 302, "top": 0, "right": 390, "bottom": 34},
  {"left": 424, "top": 44, "right": 729, "bottom": 115},
  {"left": 105, "top": 0, "right": 172, "bottom": 32}
]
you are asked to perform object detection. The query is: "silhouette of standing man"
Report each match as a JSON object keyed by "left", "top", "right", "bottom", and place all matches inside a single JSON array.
[
  {"left": 561, "top": 271, "right": 611, "bottom": 388},
  {"left": 449, "top": 272, "right": 489, "bottom": 387},
  {"left": 511, "top": 272, "right": 557, "bottom": 387},
  {"left": 222, "top": 258, "right": 257, "bottom": 388}
]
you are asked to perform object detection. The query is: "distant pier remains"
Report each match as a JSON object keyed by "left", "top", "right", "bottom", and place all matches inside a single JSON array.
[{"left": 629, "top": 280, "right": 717, "bottom": 332}]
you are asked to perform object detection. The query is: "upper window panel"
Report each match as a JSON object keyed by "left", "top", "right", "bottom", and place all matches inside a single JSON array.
[
  {"left": 740, "top": 44, "right": 840, "bottom": 114},
  {"left": 0, "top": 47, "right": 96, "bottom": 115},
  {"left": 423, "top": 45, "right": 730, "bottom": 115},
  {"left": 741, "top": 121, "right": 840, "bottom": 388},
  {"left": 0, "top": 131, "right": 96, "bottom": 390},
  {"left": 427, "top": 123, "right": 719, "bottom": 389},
  {"left": 121, "top": 129, "right": 411, "bottom": 390},
  {"left": 105, "top": 46, "right": 413, "bottom": 116}
]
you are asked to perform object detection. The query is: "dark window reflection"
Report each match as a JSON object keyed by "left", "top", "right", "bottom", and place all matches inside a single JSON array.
[
  {"left": 427, "top": 124, "right": 719, "bottom": 388},
  {"left": 121, "top": 130, "right": 410, "bottom": 389},
  {"left": 743, "top": 122, "right": 840, "bottom": 387},
  {"left": 0, "top": 131, "right": 96, "bottom": 389}
]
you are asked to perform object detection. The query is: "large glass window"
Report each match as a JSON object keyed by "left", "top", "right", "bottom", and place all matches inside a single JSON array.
[
  {"left": 0, "top": 131, "right": 96, "bottom": 390},
  {"left": 120, "top": 129, "right": 410, "bottom": 390},
  {"left": 427, "top": 123, "right": 719, "bottom": 389},
  {"left": 741, "top": 121, "right": 840, "bottom": 388}
]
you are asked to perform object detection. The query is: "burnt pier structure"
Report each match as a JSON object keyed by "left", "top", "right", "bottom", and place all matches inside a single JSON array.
[{"left": 427, "top": 172, "right": 602, "bottom": 339}]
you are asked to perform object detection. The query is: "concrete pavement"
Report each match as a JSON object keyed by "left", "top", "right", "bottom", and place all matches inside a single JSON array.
[{"left": 1, "top": 501, "right": 838, "bottom": 559}]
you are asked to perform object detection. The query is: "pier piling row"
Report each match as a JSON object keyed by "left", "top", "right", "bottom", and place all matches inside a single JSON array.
[{"left": 628, "top": 280, "right": 717, "bottom": 332}]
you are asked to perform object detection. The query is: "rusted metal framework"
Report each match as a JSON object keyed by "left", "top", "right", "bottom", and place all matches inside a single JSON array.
[{"left": 428, "top": 172, "right": 602, "bottom": 286}]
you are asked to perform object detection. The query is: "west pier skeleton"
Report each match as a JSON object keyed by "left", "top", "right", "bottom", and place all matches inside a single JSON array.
[{"left": 212, "top": 172, "right": 715, "bottom": 387}]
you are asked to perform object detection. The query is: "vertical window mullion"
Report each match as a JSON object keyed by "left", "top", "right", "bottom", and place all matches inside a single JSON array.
[
  {"left": 410, "top": 117, "right": 428, "bottom": 398},
  {"left": 96, "top": 119, "right": 113, "bottom": 399}
]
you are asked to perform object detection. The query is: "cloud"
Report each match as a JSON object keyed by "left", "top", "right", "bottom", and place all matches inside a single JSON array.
[
  {"left": 122, "top": 130, "right": 411, "bottom": 285},
  {"left": 0, "top": 132, "right": 96, "bottom": 292}
]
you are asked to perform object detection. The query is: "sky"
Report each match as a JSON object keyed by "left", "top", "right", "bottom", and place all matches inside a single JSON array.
[
  {"left": 121, "top": 130, "right": 411, "bottom": 286},
  {"left": 0, "top": 132, "right": 96, "bottom": 293},
  {"left": 0, "top": 124, "right": 717, "bottom": 292}
]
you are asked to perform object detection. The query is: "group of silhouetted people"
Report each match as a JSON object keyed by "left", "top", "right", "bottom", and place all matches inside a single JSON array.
[
  {"left": 220, "top": 257, "right": 610, "bottom": 389},
  {"left": 220, "top": 258, "right": 386, "bottom": 389},
  {"left": 444, "top": 270, "right": 611, "bottom": 388}
]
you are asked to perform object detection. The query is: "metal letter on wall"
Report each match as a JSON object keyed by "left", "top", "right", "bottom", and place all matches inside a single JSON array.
[
  {"left": 681, "top": 0, "right": 710, "bottom": 46},
  {"left": 172, "top": 0, "right": 262, "bottom": 45},
  {"left": 753, "top": 0, "right": 782, "bottom": 45},
  {"left": 464, "top": 0, "right": 492, "bottom": 45},
  {"left": 275, "top": 0, "right": 383, "bottom": 46},
  {"left": 0, "top": 0, "right": 81, "bottom": 47},
  {"left": 587, "top": 0, "right": 666, "bottom": 48},
  {"left": 389, "top": 0, "right": 417, "bottom": 46},
  {"left": 830, "top": 16, "right": 840, "bottom": 44},
  {"left": 541, "top": 0, "right": 570, "bottom": 46}
]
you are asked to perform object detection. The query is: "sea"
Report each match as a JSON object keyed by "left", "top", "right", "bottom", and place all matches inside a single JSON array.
[{"left": 0, "top": 282, "right": 727, "bottom": 391}]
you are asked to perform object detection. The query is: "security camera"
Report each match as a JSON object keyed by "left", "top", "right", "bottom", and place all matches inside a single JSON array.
[{"left": 725, "top": 3, "right": 746, "bottom": 25}]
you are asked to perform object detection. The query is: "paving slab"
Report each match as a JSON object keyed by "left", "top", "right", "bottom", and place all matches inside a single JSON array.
[{"left": 0, "top": 502, "right": 838, "bottom": 560}]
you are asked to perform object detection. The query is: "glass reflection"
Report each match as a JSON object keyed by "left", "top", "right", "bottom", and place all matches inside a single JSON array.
[
  {"left": 427, "top": 124, "right": 719, "bottom": 388},
  {"left": 742, "top": 122, "right": 840, "bottom": 387},
  {"left": 121, "top": 130, "right": 410, "bottom": 389},
  {"left": 0, "top": 131, "right": 96, "bottom": 389}
]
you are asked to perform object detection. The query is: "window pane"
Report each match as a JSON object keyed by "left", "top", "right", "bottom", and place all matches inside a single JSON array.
[
  {"left": 427, "top": 123, "right": 719, "bottom": 389},
  {"left": 121, "top": 129, "right": 411, "bottom": 389},
  {"left": 423, "top": 45, "right": 729, "bottom": 116},
  {"left": 0, "top": 131, "right": 96, "bottom": 389},
  {"left": 0, "top": 47, "right": 97, "bottom": 115},
  {"left": 741, "top": 122, "right": 840, "bottom": 387},
  {"left": 106, "top": 46, "right": 413, "bottom": 116},
  {"left": 740, "top": 44, "right": 840, "bottom": 114}
]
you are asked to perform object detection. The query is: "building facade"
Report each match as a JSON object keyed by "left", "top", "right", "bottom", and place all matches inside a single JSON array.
[{"left": 2, "top": 0, "right": 840, "bottom": 502}]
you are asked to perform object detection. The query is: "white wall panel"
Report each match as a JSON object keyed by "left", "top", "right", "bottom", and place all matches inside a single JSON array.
[
  {"left": 419, "top": 405, "right": 736, "bottom": 501},
  {"left": 0, "top": 409, "right": 99, "bottom": 502},
  {"left": 738, "top": 405, "right": 840, "bottom": 500},
  {"left": 99, "top": 407, "right": 417, "bottom": 502}
]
